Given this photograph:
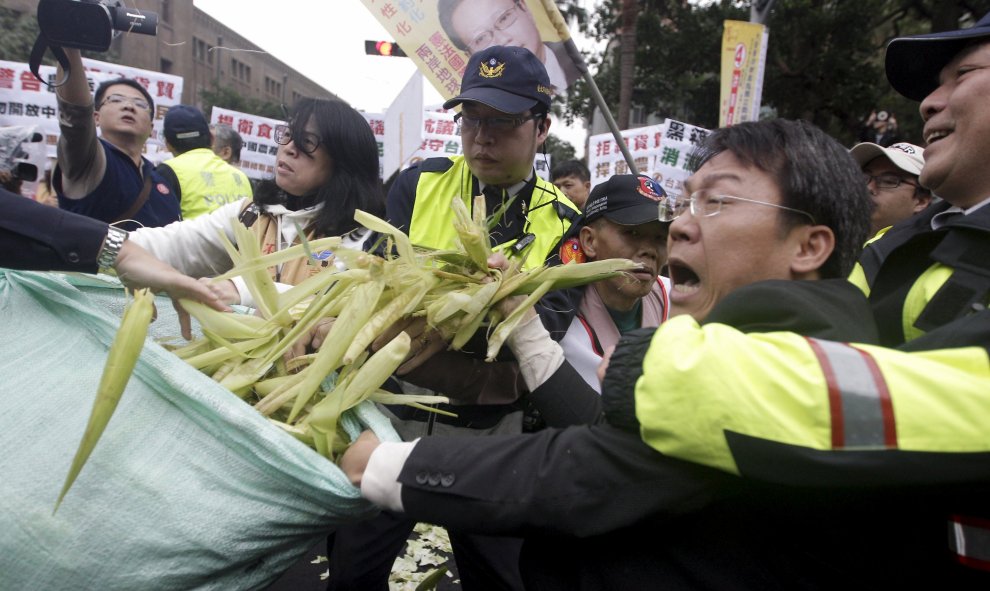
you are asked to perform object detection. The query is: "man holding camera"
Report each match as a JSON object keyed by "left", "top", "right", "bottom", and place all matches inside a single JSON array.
[
  {"left": 53, "top": 49, "right": 181, "bottom": 231},
  {"left": 858, "top": 109, "right": 901, "bottom": 147}
]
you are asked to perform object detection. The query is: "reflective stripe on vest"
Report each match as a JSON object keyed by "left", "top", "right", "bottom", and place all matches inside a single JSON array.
[
  {"left": 805, "top": 338, "right": 897, "bottom": 449},
  {"left": 949, "top": 514, "right": 990, "bottom": 571}
]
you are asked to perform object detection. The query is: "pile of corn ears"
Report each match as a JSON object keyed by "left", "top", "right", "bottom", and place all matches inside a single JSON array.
[{"left": 57, "top": 196, "right": 639, "bottom": 507}]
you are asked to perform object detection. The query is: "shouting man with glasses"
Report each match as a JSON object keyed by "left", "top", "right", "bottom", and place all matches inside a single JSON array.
[
  {"left": 659, "top": 119, "right": 866, "bottom": 323},
  {"left": 849, "top": 141, "right": 932, "bottom": 237},
  {"left": 53, "top": 49, "right": 180, "bottom": 231}
]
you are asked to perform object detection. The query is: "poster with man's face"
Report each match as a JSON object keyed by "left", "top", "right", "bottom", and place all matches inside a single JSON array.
[{"left": 361, "top": 0, "right": 579, "bottom": 100}]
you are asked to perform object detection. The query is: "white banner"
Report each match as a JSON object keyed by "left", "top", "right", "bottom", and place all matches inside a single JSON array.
[
  {"left": 383, "top": 71, "right": 424, "bottom": 180},
  {"left": 587, "top": 124, "right": 665, "bottom": 188},
  {"left": 588, "top": 119, "right": 711, "bottom": 199},
  {"left": 209, "top": 107, "right": 283, "bottom": 181},
  {"left": 0, "top": 58, "right": 183, "bottom": 161}
]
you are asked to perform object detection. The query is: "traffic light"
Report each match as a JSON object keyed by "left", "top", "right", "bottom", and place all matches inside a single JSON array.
[{"left": 365, "top": 40, "right": 407, "bottom": 57}]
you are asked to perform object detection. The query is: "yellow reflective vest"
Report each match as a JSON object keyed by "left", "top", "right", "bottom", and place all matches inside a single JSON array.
[
  {"left": 634, "top": 315, "right": 990, "bottom": 478},
  {"left": 162, "top": 148, "right": 253, "bottom": 220},
  {"left": 408, "top": 156, "right": 578, "bottom": 270},
  {"left": 850, "top": 200, "right": 990, "bottom": 346}
]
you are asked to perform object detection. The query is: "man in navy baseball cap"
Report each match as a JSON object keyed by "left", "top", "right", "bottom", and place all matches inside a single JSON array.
[
  {"left": 444, "top": 44, "right": 553, "bottom": 113},
  {"left": 163, "top": 105, "right": 211, "bottom": 153},
  {"left": 885, "top": 11, "right": 990, "bottom": 101}
]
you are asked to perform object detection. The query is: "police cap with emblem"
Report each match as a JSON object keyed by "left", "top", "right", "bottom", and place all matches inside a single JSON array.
[{"left": 444, "top": 45, "right": 552, "bottom": 114}]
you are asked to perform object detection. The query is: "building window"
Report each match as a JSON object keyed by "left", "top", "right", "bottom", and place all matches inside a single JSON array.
[
  {"left": 193, "top": 38, "right": 213, "bottom": 65},
  {"left": 160, "top": 58, "right": 172, "bottom": 74},
  {"left": 231, "top": 58, "right": 251, "bottom": 83},
  {"left": 265, "top": 76, "right": 282, "bottom": 97},
  {"left": 160, "top": 0, "right": 172, "bottom": 23}
]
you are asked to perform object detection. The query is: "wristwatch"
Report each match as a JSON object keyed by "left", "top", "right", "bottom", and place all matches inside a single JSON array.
[{"left": 97, "top": 226, "right": 129, "bottom": 272}]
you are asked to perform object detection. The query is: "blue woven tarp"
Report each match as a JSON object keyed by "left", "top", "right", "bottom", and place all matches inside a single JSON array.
[{"left": 0, "top": 270, "right": 397, "bottom": 590}]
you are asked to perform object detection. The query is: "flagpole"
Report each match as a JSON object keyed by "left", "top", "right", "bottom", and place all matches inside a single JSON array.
[{"left": 538, "top": 0, "right": 639, "bottom": 175}]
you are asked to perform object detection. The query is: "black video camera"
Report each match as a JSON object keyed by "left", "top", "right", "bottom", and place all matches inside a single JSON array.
[
  {"left": 37, "top": 0, "right": 158, "bottom": 53},
  {"left": 0, "top": 127, "right": 45, "bottom": 183}
]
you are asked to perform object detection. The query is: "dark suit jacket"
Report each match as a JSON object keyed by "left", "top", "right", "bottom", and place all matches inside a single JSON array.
[
  {"left": 0, "top": 188, "right": 106, "bottom": 273},
  {"left": 397, "top": 280, "right": 877, "bottom": 530},
  {"left": 393, "top": 279, "right": 990, "bottom": 589}
]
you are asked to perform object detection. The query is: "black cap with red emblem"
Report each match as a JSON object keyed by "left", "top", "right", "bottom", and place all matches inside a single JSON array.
[{"left": 582, "top": 174, "right": 668, "bottom": 226}]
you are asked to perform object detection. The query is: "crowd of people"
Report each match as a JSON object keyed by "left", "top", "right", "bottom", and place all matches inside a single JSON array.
[{"left": 3, "top": 8, "right": 990, "bottom": 591}]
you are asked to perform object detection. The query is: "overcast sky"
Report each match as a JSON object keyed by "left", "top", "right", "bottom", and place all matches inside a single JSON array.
[{"left": 193, "top": 0, "right": 594, "bottom": 156}]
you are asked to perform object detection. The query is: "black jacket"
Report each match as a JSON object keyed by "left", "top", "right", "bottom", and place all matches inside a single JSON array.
[
  {"left": 397, "top": 278, "right": 928, "bottom": 590},
  {"left": 0, "top": 188, "right": 107, "bottom": 272}
]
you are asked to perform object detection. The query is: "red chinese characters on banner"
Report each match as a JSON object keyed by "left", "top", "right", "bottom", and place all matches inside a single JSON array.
[
  {"left": 156, "top": 80, "right": 175, "bottom": 99},
  {"left": 20, "top": 71, "right": 41, "bottom": 92}
]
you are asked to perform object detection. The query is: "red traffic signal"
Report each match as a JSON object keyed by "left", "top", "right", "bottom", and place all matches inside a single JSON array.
[{"left": 365, "top": 40, "right": 407, "bottom": 57}]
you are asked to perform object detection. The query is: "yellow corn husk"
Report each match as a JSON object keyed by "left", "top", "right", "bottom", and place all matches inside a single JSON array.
[
  {"left": 180, "top": 299, "right": 271, "bottom": 340},
  {"left": 368, "top": 390, "right": 449, "bottom": 406},
  {"left": 451, "top": 195, "right": 492, "bottom": 270},
  {"left": 254, "top": 374, "right": 299, "bottom": 397},
  {"left": 450, "top": 303, "right": 489, "bottom": 351},
  {"left": 426, "top": 290, "right": 476, "bottom": 325},
  {"left": 415, "top": 566, "right": 450, "bottom": 591},
  {"left": 284, "top": 279, "right": 385, "bottom": 422},
  {"left": 306, "top": 332, "right": 411, "bottom": 432},
  {"left": 269, "top": 419, "right": 315, "bottom": 446},
  {"left": 486, "top": 278, "right": 555, "bottom": 361},
  {"left": 212, "top": 235, "right": 345, "bottom": 282},
  {"left": 277, "top": 268, "right": 369, "bottom": 315},
  {"left": 55, "top": 288, "right": 154, "bottom": 511},
  {"left": 509, "top": 258, "right": 642, "bottom": 295},
  {"left": 354, "top": 209, "right": 418, "bottom": 262},
  {"left": 343, "top": 277, "right": 434, "bottom": 364},
  {"left": 182, "top": 335, "right": 271, "bottom": 370},
  {"left": 218, "top": 222, "right": 280, "bottom": 319},
  {"left": 170, "top": 336, "right": 212, "bottom": 360},
  {"left": 254, "top": 371, "right": 307, "bottom": 416},
  {"left": 154, "top": 203, "right": 645, "bottom": 466}
]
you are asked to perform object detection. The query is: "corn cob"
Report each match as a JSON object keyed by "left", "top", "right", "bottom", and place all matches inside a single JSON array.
[{"left": 55, "top": 288, "right": 154, "bottom": 511}]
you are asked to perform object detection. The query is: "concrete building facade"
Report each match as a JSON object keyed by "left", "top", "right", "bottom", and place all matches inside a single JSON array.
[{"left": 2, "top": 0, "right": 336, "bottom": 108}]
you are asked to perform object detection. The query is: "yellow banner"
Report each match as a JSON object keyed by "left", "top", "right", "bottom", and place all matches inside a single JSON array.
[
  {"left": 719, "top": 20, "right": 769, "bottom": 127},
  {"left": 359, "top": 0, "right": 580, "bottom": 101}
]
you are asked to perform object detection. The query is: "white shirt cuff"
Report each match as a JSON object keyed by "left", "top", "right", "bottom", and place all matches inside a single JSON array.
[
  {"left": 230, "top": 276, "right": 254, "bottom": 309},
  {"left": 361, "top": 440, "right": 418, "bottom": 512},
  {"left": 506, "top": 312, "right": 565, "bottom": 390}
]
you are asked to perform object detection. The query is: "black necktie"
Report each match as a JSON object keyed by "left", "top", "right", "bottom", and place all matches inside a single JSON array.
[{"left": 482, "top": 185, "right": 503, "bottom": 215}]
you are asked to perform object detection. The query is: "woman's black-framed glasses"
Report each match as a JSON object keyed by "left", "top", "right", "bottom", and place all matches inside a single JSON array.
[{"left": 274, "top": 124, "right": 321, "bottom": 155}]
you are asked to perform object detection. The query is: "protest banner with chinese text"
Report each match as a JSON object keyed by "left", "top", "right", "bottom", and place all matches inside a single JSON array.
[
  {"left": 359, "top": 0, "right": 580, "bottom": 101},
  {"left": 210, "top": 107, "right": 282, "bottom": 180},
  {"left": 588, "top": 124, "right": 664, "bottom": 189},
  {"left": 588, "top": 119, "right": 710, "bottom": 198},
  {"left": 0, "top": 58, "right": 183, "bottom": 160},
  {"left": 719, "top": 20, "right": 769, "bottom": 127}
]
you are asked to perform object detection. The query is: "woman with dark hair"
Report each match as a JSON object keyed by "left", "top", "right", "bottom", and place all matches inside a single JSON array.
[{"left": 129, "top": 98, "right": 384, "bottom": 308}]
